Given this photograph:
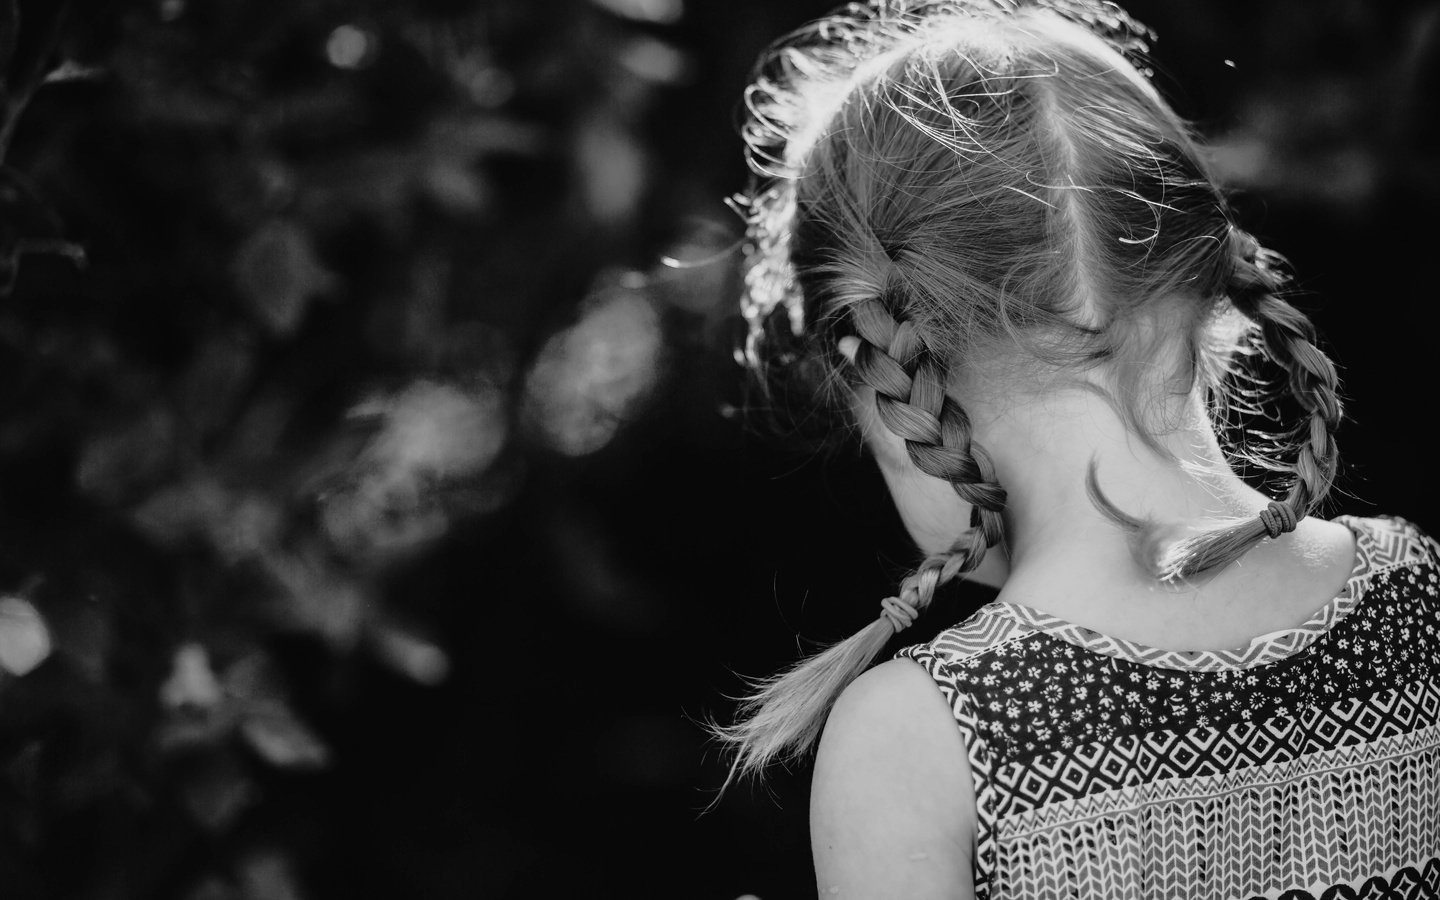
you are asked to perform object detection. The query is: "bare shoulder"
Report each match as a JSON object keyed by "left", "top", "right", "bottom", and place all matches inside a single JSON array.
[{"left": 810, "top": 658, "right": 977, "bottom": 900}]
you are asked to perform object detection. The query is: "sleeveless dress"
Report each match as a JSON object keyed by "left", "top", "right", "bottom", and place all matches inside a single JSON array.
[{"left": 895, "top": 516, "right": 1440, "bottom": 900}]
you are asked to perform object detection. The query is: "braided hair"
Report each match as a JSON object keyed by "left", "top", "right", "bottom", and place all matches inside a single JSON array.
[{"left": 714, "top": 0, "right": 1343, "bottom": 783}]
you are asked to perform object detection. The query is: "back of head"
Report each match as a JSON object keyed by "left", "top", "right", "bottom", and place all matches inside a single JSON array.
[
  {"left": 718, "top": 0, "right": 1342, "bottom": 785},
  {"left": 789, "top": 8, "right": 1226, "bottom": 368}
]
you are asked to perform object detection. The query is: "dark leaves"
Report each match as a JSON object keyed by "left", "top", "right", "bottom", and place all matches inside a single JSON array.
[
  {"left": 0, "top": 0, "right": 17, "bottom": 84},
  {"left": 0, "top": 165, "right": 79, "bottom": 295}
]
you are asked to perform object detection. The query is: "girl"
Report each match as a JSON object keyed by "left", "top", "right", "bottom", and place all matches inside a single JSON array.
[{"left": 716, "top": 2, "right": 1440, "bottom": 898}]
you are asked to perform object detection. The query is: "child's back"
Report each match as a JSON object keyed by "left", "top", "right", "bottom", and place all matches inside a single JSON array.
[{"left": 883, "top": 515, "right": 1439, "bottom": 899}]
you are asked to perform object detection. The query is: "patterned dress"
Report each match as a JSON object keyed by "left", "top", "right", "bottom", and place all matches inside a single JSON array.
[{"left": 896, "top": 516, "right": 1440, "bottom": 900}]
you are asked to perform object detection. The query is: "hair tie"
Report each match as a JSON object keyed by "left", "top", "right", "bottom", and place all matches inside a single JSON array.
[
  {"left": 879, "top": 596, "right": 918, "bottom": 633},
  {"left": 1258, "top": 501, "right": 1300, "bottom": 539}
]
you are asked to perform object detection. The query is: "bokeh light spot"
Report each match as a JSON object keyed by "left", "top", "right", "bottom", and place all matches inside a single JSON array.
[
  {"left": 326, "top": 24, "right": 377, "bottom": 70},
  {"left": 0, "top": 596, "right": 51, "bottom": 677}
]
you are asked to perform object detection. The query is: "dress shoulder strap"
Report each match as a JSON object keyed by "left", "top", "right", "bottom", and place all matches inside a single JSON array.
[{"left": 895, "top": 606, "right": 1042, "bottom": 900}]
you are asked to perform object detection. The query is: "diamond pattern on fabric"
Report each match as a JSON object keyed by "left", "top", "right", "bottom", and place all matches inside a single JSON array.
[{"left": 989, "top": 679, "right": 1440, "bottom": 820}]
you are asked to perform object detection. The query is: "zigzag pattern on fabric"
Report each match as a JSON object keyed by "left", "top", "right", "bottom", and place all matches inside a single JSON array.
[
  {"left": 928, "top": 608, "right": 1037, "bottom": 661},
  {"left": 991, "top": 744, "right": 1440, "bottom": 900},
  {"left": 1356, "top": 515, "right": 1440, "bottom": 578},
  {"left": 971, "top": 516, "right": 1431, "bottom": 672}
]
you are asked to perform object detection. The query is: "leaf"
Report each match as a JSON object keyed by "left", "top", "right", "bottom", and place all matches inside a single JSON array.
[
  {"left": 239, "top": 705, "right": 330, "bottom": 770},
  {"left": 0, "top": 166, "right": 61, "bottom": 237},
  {"left": 130, "top": 476, "right": 229, "bottom": 547},
  {"left": 420, "top": 158, "right": 488, "bottom": 214},
  {"left": 224, "top": 651, "right": 330, "bottom": 770},
  {"left": 0, "top": 0, "right": 16, "bottom": 84},
  {"left": 257, "top": 548, "right": 367, "bottom": 647},
  {"left": 364, "top": 380, "right": 508, "bottom": 480},
  {"left": 160, "top": 643, "right": 224, "bottom": 710},
  {"left": 0, "top": 166, "right": 66, "bottom": 295},
  {"left": 230, "top": 220, "right": 336, "bottom": 337},
  {"left": 0, "top": 595, "right": 50, "bottom": 676},
  {"left": 588, "top": 0, "right": 683, "bottom": 25},
  {"left": 41, "top": 59, "right": 103, "bottom": 85},
  {"left": 523, "top": 290, "right": 663, "bottom": 456},
  {"left": 575, "top": 114, "right": 646, "bottom": 224},
  {"left": 238, "top": 853, "right": 305, "bottom": 900},
  {"left": 184, "top": 878, "right": 240, "bottom": 900},
  {"left": 75, "top": 405, "right": 179, "bottom": 505},
  {"left": 176, "top": 334, "right": 256, "bottom": 437},
  {"left": 180, "top": 752, "right": 255, "bottom": 832},
  {"left": 153, "top": 708, "right": 236, "bottom": 754},
  {"left": 368, "top": 621, "right": 449, "bottom": 686}
]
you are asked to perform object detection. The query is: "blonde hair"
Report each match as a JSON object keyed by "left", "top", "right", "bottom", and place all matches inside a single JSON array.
[{"left": 715, "top": 0, "right": 1342, "bottom": 786}]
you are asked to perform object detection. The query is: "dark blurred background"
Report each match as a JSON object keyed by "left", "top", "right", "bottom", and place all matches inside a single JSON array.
[{"left": 0, "top": 0, "right": 1434, "bottom": 898}]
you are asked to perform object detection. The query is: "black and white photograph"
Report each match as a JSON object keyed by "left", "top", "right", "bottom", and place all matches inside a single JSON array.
[{"left": 0, "top": 1, "right": 1436, "bottom": 898}]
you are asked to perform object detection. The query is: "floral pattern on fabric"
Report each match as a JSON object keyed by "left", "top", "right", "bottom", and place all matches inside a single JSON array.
[{"left": 915, "top": 516, "right": 1440, "bottom": 766}]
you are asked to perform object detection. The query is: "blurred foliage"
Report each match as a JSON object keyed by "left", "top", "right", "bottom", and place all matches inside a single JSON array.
[
  {"left": 0, "top": 0, "right": 1434, "bottom": 898},
  {"left": 0, "top": 0, "right": 737, "bottom": 895}
]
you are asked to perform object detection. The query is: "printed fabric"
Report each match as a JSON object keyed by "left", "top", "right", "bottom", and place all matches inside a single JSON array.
[{"left": 896, "top": 516, "right": 1440, "bottom": 900}]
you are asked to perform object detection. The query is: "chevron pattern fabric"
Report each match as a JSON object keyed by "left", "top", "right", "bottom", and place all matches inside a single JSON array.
[{"left": 897, "top": 516, "right": 1440, "bottom": 900}]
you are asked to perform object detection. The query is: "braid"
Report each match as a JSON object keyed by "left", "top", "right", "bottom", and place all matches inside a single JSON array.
[
  {"left": 1228, "top": 233, "right": 1343, "bottom": 512},
  {"left": 1154, "top": 231, "right": 1342, "bottom": 581},
  {"left": 849, "top": 294, "right": 1007, "bottom": 559},
  {"left": 711, "top": 256, "right": 1008, "bottom": 788}
]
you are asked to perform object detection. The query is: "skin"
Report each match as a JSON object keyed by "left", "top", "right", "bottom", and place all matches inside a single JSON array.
[{"left": 811, "top": 337, "right": 1358, "bottom": 898}]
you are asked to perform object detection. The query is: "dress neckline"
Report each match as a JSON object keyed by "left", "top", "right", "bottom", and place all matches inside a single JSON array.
[{"left": 976, "top": 516, "right": 1382, "bottom": 672}]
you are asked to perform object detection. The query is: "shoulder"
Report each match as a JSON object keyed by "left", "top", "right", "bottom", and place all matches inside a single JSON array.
[
  {"left": 818, "top": 658, "right": 970, "bottom": 756},
  {"left": 810, "top": 659, "right": 977, "bottom": 899}
]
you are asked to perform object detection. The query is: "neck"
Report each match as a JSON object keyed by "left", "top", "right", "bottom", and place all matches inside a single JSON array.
[{"left": 966, "top": 379, "right": 1268, "bottom": 577}]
